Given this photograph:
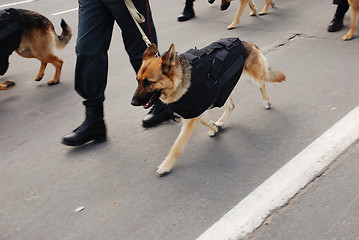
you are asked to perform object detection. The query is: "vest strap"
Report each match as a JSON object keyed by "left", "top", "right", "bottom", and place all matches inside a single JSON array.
[{"left": 218, "top": 55, "right": 244, "bottom": 87}]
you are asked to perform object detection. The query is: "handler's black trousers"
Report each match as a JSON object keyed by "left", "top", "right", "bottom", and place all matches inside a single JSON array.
[
  {"left": 75, "top": 0, "right": 157, "bottom": 103},
  {"left": 333, "top": 0, "right": 350, "bottom": 18}
]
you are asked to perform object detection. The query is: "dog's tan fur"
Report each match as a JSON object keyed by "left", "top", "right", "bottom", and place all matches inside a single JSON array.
[
  {"left": 0, "top": 9, "right": 72, "bottom": 90},
  {"left": 343, "top": 0, "right": 359, "bottom": 40},
  {"left": 132, "top": 42, "right": 285, "bottom": 176},
  {"left": 0, "top": 80, "right": 15, "bottom": 90},
  {"left": 221, "top": 0, "right": 275, "bottom": 29}
]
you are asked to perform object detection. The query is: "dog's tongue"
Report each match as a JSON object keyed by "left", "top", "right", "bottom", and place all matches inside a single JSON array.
[
  {"left": 142, "top": 100, "right": 152, "bottom": 109},
  {"left": 142, "top": 93, "right": 156, "bottom": 109}
]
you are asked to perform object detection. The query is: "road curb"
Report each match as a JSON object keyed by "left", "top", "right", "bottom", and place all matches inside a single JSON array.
[{"left": 197, "top": 106, "right": 359, "bottom": 240}]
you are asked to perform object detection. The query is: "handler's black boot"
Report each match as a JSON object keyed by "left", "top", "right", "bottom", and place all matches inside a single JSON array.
[
  {"left": 0, "top": 57, "right": 9, "bottom": 76},
  {"left": 62, "top": 101, "right": 106, "bottom": 146},
  {"left": 142, "top": 100, "right": 174, "bottom": 128},
  {"left": 328, "top": 1, "right": 349, "bottom": 32},
  {"left": 328, "top": 16, "right": 344, "bottom": 32},
  {"left": 178, "top": 0, "right": 195, "bottom": 22}
]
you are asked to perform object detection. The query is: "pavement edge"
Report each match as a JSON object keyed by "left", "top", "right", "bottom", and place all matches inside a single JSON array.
[{"left": 197, "top": 106, "right": 359, "bottom": 240}]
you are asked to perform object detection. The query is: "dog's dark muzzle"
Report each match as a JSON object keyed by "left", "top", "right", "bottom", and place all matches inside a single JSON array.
[
  {"left": 131, "top": 91, "right": 161, "bottom": 109},
  {"left": 131, "top": 95, "right": 147, "bottom": 106},
  {"left": 131, "top": 97, "right": 141, "bottom": 107}
]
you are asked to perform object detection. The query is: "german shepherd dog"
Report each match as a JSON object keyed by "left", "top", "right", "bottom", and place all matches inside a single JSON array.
[
  {"left": 131, "top": 40, "right": 285, "bottom": 176},
  {"left": 220, "top": 0, "right": 275, "bottom": 29},
  {"left": 343, "top": 0, "right": 359, "bottom": 40},
  {"left": 0, "top": 80, "right": 15, "bottom": 90},
  {"left": 0, "top": 9, "right": 72, "bottom": 90}
]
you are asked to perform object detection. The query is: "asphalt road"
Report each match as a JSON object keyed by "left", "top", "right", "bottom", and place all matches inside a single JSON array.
[
  {"left": 246, "top": 141, "right": 359, "bottom": 240},
  {"left": 1, "top": 0, "right": 359, "bottom": 239}
]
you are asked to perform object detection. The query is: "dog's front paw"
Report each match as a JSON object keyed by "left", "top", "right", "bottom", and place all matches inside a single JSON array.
[
  {"left": 342, "top": 32, "right": 354, "bottom": 41},
  {"left": 35, "top": 73, "right": 44, "bottom": 81},
  {"left": 156, "top": 161, "right": 173, "bottom": 177},
  {"left": 263, "top": 100, "right": 271, "bottom": 109},
  {"left": 208, "top": 129, "right": 217, "bottom": 137},
  {"left": 208, "top": 120, "right": 220, "bottom": 137},
  {"left": 227, "top": 22, "right": 238, "bottom": 30},
  {"left": 47, "top": 78, "right": 60, "bottom": 85},
  {"left": 214, "top": 120, "right": 224, "bottom": 128},
  {"left": 258, "top": 10, "right": 267, "bottom": 15}
]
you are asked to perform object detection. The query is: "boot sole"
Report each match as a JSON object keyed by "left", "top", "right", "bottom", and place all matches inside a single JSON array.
[{"left": 62, "top": 135, "right": 107, "bottom": 146}]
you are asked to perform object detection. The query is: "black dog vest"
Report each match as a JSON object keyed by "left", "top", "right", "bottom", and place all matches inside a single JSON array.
[
  {"left": 0, "top": 8, "right": 22, "bottom": 75},
  {"left": 168, "top": 38, "right": 246, "bottom": 119}
]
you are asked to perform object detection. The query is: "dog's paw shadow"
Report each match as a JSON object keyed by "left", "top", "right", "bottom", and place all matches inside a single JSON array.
[{"left": 36, "top": 82, "right": 61, "bottom": 88}]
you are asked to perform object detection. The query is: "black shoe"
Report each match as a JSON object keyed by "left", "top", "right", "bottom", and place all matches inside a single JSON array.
[
  {"left": 178, "top": 7, "right": 195, "bottom": 22},
  {"left": 62, "top": 120, "right": 106, "bottom": 146},
  {"left": 328, "top": 17, "right": 344, "bottom": 32},
  {"left": 62, "top": 101, "right": 107, "bottom": 146},
  {"left": 208, "top": 0, "right": 215, "bottom": 4},
  {"left": 142, "top": 101, "right": 174, "bottom": 128},
  {"left": 0, "top": 57, "right": 9, "bottom": 76},
  {"left": 220, "top": 1, "right": 230, "bottom": 10}
]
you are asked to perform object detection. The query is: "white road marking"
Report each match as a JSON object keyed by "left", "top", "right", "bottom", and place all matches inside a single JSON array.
[
  {"left": 52, "top": 8, "right": 78, "bottom": 16},
  {"left": 197, "top": 105, "right": 359, "bottom": 240},
  {"left": 0, "top": 0, "right": 35, "bottom": 8}
]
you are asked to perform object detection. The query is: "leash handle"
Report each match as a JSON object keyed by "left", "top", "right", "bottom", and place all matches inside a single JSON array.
[{"left": 124, "top": 0, "right": 152, "bottom": 47}]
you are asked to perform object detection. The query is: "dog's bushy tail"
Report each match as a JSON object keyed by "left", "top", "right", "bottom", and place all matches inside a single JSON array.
[
  {"left": 56, "top": 19, "right": 72, "bottom": 49},
  {"left": 264, "top": 67, "right": 286, "bottom": 83}
]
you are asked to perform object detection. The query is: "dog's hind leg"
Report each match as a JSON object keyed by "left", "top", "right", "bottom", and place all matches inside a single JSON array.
[
  {"left": 259, "top": 83, "right": 271, "bottom": 109},
  {"left": 157, "top": 117, "right": 200, "bottom": 176},
  {"left": 248, "top": 0, "right": 257, "bottom": 16},
  {"left": 35, "top": 61, "right": 47, "bottom": 81},
  {"left": 243, "top": 43, "right": 276, "bottom": 109},
  {"left": 215, "top": 95, "right": 236, "bottom": 127},
  {"left": 259, "top": 0, "right": 275, "bottom": 15},
  {"left": 0, "top": 81, "right": 15, "bottom": 90},
  {"left": 45, "top": 55, "right": 64, "bottom": 85},
  {"left": 200, "top": 114, "right": 219, "bottom": 137},
  {"left": 246, "top": 72, "right": 271, "bottom": 109},
  {"left": 16, "top": 48, "right": 62, "bottom": 85},
  {"left": 343, "top": 6, "right": 358, "bottom": 40},
  {"left": 227, "top": 0, "right": 248, "bottom": 29}
]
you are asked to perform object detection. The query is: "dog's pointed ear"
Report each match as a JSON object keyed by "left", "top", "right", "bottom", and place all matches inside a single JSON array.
[
  {"left": 143, "top": 43, "right": 159, "bottom": 60},
  {"left": 161, "top": 44, "right": 176, "bottom": 74}
]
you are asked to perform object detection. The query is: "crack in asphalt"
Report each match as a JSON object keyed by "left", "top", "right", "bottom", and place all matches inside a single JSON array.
[{"left": 263, "top": 33, "right": 318, "bottom": 55}]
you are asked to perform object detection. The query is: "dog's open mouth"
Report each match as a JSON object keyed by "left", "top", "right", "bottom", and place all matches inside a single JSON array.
[{"left": 143, "top": 91, "right": 161, "bottom": 109}]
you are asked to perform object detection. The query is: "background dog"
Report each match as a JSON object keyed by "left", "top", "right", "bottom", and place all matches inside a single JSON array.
[
  {"left": 131, "top": 39, "right": 285, "bottom": 176},
  {"left": 0, "top": 80, "right": 15, "bottom": 90},
  {"left": 221, "top": 0, "right": 275, "bottom": 29},
  {"left": 343, "top": 0, "right": 359, "bottom": 40},
  {"left": 0, "top": 9, "right": 72, "bottom": 90}
]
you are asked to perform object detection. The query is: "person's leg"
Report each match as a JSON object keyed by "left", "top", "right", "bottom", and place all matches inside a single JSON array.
[
  {"left": 106, "top": 0, "right": 157, "bottom": 72},
  {"left": 178, "top": 0, "right": 195, "bottom": 22},
  {"left": 328, "top": 0, "right": 350, "bottom": 32},
  {"left": 74, "top": 0, "right": 114, "bottom": 102},
  {"left": 107, "top": 0, "right": 174, "bottom": 128},
  {"left": 62, "top": 0, "right": 114, "bottom": 146}
]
